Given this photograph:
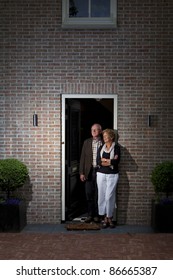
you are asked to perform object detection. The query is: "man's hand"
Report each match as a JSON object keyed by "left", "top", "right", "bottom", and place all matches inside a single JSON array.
[{"left": 80, "top": 174, "right": 86, "bottom": 182}]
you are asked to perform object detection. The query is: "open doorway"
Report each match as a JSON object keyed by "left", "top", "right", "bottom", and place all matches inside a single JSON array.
[{"left": 61, "top": 94, "right": 117, "bottom": 222}]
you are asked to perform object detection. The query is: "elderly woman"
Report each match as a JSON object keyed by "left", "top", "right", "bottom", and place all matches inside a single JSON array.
[{"left": 96, "top": 129, "right": 120, "bottom": 228}]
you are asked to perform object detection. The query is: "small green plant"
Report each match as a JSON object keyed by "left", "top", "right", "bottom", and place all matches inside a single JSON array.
[
  {"left": 151, "top": 161, "right": 173, "bottom": 202},
  {"left": 0, "top": 158, "right": 28, "bottom": 199}
]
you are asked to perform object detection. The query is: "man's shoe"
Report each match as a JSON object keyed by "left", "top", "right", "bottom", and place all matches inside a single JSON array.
[
  {"left": 85, "top": 217, "right": 93, "bottom": 223},
  {"left": 93, "top": 217, "right": 99, "bottom": 223},
  {"left": 102, "top": 222, "right": 108, "bottom": 229}
]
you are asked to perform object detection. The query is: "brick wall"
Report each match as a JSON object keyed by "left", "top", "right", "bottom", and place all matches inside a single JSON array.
[{"left": 1, "top": 0, "right": 173, "bottom": 225}]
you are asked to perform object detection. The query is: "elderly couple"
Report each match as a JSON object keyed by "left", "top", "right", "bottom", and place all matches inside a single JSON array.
[{"left": 79, "top": 123, "right": 120, "bottom": 229}]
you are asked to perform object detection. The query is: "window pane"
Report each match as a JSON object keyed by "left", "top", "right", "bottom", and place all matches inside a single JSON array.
[
  {"left": 91, "top": 0, "right": 110, "bottom": 17},
  {"left": 69, "top": 0, "right": 89, "bottom": 17}
]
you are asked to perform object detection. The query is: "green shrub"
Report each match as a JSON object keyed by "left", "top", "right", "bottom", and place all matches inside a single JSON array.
[
  {"left": 0, "top": 158, "right": 28, "bottom": 199},
  {"left": 151, "top": 161, "right": 173, "bottom": 199}
]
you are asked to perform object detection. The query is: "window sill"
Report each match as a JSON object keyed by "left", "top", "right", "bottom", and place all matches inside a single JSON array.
[{"left": 62, "top": 18, "right": 117, "bottom": 29}]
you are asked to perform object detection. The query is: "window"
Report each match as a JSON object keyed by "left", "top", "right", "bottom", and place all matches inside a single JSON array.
[{"left": 62, "top": 0, "right": 117, "bottom": 29}]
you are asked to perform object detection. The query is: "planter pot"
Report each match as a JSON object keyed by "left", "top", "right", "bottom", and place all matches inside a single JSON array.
[
  {"left": 151, "top": 200, "right": 173, "bottom": 232},
  {"left": 0, "top": 201, "right": 27, "bottom": 232}
]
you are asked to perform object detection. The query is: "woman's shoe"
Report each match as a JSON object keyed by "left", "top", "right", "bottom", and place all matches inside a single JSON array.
[
  {"left": 109, "top": 221, "right": 115, "bottom": 228},
  {"left": 101, "top": 217, "right": 108, "bottom": 229},
  {"left": 108, "top": 219, "right": 115, "bottom": 228}
]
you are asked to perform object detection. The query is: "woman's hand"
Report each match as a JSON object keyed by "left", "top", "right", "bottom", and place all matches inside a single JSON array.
[{"left": 101, "top": 158, "right": 111, "bottom": 166}]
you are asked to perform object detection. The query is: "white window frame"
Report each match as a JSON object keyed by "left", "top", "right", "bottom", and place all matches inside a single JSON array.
[{"left": 62, "top": 0, "right": 117, "bottom": 29}]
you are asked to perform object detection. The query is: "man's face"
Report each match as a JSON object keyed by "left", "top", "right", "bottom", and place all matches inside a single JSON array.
[{"left": 91, "top": 125, "right": 101, "bottom": 139}]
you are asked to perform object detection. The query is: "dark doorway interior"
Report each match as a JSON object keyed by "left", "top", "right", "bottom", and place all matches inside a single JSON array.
[{"left": 65, "top": 98, "right": 113, "bottom": 221}]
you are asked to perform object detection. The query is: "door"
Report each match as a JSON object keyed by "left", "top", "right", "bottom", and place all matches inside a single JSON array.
[
  {"left": 61, "top": 94, "right": 117, "bottom": 222},
  {"left": 65, "top": 100, "right": 87, "bottom": 220}
]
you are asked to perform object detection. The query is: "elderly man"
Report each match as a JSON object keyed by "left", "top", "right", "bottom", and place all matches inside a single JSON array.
[{"left": 79, "top": 123, "right": 103, "bottom": 223}]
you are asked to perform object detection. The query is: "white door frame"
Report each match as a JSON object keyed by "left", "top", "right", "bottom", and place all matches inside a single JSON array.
[{"left": 61, "top": 94, "right": 118, "bottom": 221}]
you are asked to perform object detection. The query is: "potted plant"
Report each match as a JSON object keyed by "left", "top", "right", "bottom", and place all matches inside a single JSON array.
[
  {"left": 150, "top": 160, "right": 173, "bottom": 232},
  {"left": 0, "top": 158, "right": 29, "bottom": 232}
]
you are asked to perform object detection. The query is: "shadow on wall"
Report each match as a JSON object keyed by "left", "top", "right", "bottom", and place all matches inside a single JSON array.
[{"left": 117, "top": 145, "right": 138, "bottom": 224}]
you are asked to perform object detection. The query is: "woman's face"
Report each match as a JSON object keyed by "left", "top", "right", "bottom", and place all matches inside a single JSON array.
[{"left": 103, "top": 132, "right": 112, "bottom": 143}]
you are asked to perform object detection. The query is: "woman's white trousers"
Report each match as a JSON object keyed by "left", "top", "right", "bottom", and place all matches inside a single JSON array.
[{"left": 97, "top": 172, "right": 119, "bottom": 218}]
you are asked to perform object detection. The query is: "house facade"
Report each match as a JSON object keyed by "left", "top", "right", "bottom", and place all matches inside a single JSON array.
[{"left": 1, "top": 0, "right": 173, "bottom": 225}]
